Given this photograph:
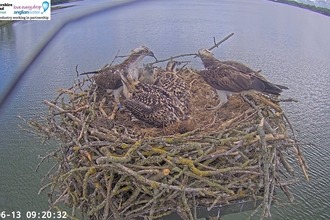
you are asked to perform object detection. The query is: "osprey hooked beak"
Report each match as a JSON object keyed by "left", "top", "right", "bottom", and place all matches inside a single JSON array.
[{"left": 149, "top": 51, "right": 157, "bottom": 61}]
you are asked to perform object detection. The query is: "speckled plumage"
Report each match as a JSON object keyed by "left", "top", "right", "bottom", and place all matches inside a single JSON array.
[
  {"left": 154, "top": 60, "right": 190, "bottom": 117},
  {"left": 198, "top": 49, "right": 288, "bottom": 109},
  {"left": 121, "top": 72, "right": 185, "bottom": 128}
]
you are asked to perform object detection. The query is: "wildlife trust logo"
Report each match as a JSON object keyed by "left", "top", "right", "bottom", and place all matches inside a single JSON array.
[{"left": 0, "top": 0, "right": 51, "bottom": 20}]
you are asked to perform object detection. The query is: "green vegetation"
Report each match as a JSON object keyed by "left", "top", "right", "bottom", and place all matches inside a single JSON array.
[
  {"left": 51, "top": 0, "right": 71, "bottom": 5},
  {"left": 0, "top": 20, "right": 15, "bottom": 28},
  {"left": 270, "top": 0, "right": 330, "bottom": 17},
  {"left": 51, "top": 5, "right": 75, "bottom": 10}
]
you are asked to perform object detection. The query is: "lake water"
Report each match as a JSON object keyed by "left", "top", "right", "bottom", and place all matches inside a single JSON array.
[{"left": 1, "top": 0, "right": 330, "bottom": 219}]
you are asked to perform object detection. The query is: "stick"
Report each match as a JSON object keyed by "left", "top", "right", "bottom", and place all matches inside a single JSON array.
[
  {"left": 43, "top": 100, "right": 81, "bottom": 123},
  {"left": 149, "top": 53, "right": 199, "bottom": 65},
  {"left": 113, "top": 162, "right": 213, "bottom": 194},
  {"left": 48, "top": 188, "right": 68, "bottom": 211},
  {"left": 102, "top": 171, "right": 114, "bottom": 220},
  {"left": 109, "top": 50, "right": 121, "bottom": 66},
  {"left": 200, "top": 140, "right": 242, "bottom": 162},
  {"left": 257, "top": 118, "right": 271, "bottom": 218},
  {"left": 208, "top": 33, "right": 234, "bottom": 51},
  {"left": 258, "top": 94, "right": 282, "bottom": 112},
  {"left": 150, "top": 32, "right": 235, "bottom": 65}
]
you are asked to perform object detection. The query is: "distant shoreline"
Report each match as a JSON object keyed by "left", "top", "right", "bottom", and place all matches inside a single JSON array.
[
  {"left": 51, "top": 0, "right": 82, "bottom": 6},
  {"left": 0, "top": 20, "right": 13, "bottom": 28},
  {"left": 269, "top": 0, "right": 330, "bottom": 17}
]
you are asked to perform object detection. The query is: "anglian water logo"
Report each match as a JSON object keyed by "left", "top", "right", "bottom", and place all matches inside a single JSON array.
[
  {"left": 42, "top": 1, "right": 49, "bottom": 13},
  {"left": 0, "top": 0, "right": 51, "bottom": 20}
]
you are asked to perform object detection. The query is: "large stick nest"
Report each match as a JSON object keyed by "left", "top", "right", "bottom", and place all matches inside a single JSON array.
[
  {"left": 24, "top": 69, "right": 308, "bottom": 220},
  {"left": 22, "top": 42, "right": 308, "bottom": 220}
]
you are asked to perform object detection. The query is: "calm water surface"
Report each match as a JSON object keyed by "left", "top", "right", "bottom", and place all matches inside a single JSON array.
[{"left": 1, "top": 0, "right": 330, "bottom": 219}]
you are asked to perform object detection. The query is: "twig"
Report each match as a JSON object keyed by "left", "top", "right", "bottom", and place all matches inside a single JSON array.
[
  {"left": 113, "top": 162, "right": 214, "bottom": 194},
  {"left": 245, "top": 202, "right": 262, "bottom": 220},
  {"left": 181, "top": 192, "right": 194, "bottom": 220},
  {"left": 278, "top": 97, "right": 298, "bottom": 102},
  {"left": 53, "top": 104, "right": 89, "bottom": 115},
  {"left": 102, "top": 171, "right": 114, "bottom": 220},
  {"left": 35, "top": 149, "right": 60, "bottom": 172},
  {"left": 292, "top": 145, "right": 309, "bottom": 181},
  {"left": 279, "top": 152, "right": 294, "bottom": 176},
  {"left": 109, "top": 50, "right": 121, "bottom": 66},
  {"left": 208, "top": 33, "right": 234, "bottom": 51},
  {"left": 282, "top": 112, "right": 296, "bottom": 139},
  {"left": 213, "top": 37, "right": 217, "bottom": 48},
  {"left": 75, "top": 64, "right": 79, "bottom": 77},
  {"left": 150, "top": 33, "right": 235, "bottom": 65},
  {"left": 258, "top": 94, "right": 282, "bottom": 112},
  {"left": 48, "top": 188, "right": 68, "bottom": 211},
  {"left": 207, "top": 193, "right": 223, "bottom": 211},
  {"left": 149, "top": 53, "right": 199, "bottom": 65},
  {"left": 44, "top": 100, "right": 81, "bottom": 123},
  {"left": 257, "top": 118, "right": 272, "bottom": 218},
  {"left": 200, "top": 140, "right": 242, "bottom": 162}
]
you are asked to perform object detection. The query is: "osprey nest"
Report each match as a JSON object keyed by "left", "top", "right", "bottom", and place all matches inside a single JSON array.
[{"left": 23, "top": 41, "right": 308, "bottom": 220}]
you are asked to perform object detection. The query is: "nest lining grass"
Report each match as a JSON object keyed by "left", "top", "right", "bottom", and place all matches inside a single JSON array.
[{"left": 23, "top": 67, "right": 308, "bottom": 220}]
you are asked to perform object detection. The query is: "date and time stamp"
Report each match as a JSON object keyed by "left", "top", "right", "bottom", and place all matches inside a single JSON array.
[{"left": 1, "top": 211, "right": 67, "bottom": 219}]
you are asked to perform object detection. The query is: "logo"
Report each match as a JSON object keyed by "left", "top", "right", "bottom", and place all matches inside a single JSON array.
[
  {"left": 42, "top": 1, "right": 49, "bottom": 13},
  {"left": 0, "top": 0, "right": 51, "bottom": 20}
]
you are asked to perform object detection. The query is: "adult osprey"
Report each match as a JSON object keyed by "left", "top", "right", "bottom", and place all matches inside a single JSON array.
[
  {"left": 81, "top": 46, "right": 156, "bottom": 118},
  {"left": 120, "top": 71, "right": 185, "bottom": 128},
  {"left": 198, "top": 48, "right": 288, "bottom": 110}
]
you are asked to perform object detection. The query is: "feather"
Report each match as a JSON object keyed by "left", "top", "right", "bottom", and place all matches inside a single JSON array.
[
  {"left": 154, "top": 60, "right": 190, "bottom": 117},
  {"left": 198, "top": 48, "right": 288, "bottom": 109},
  {"left": 121, "top": 70, "right": 186, "bottom": 128},
  {"left": 81, "top": 46, "right": 155, "bottom": 106}
]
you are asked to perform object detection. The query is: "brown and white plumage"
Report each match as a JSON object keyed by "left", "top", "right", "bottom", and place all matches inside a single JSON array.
[
  {"left": 198, "top": 48, "right": 288, "bottom": 110},
  {"left": 81, "top": 46, "right": 156, "bottom": 105},
  {"left": 121, "top": 72, "right": 185, "bottom": 128},
  {"left": 153, "top": 60, "right": 190, "bottom": 117},
  {"left": 83, "top": 46, "right": 155, "bottom": 93}
]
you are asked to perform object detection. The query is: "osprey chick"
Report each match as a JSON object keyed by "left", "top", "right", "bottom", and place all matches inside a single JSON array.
[
  {"left": 153, "top": 60, "right": 190, "bottom": 118},
  {"left": 121, "top": 72, "right": 185, "bottom": 128}
]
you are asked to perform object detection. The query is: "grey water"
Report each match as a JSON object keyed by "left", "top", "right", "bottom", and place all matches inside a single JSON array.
[{"left": 1, "top": 0, "right": 330, "bottom": 219}]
